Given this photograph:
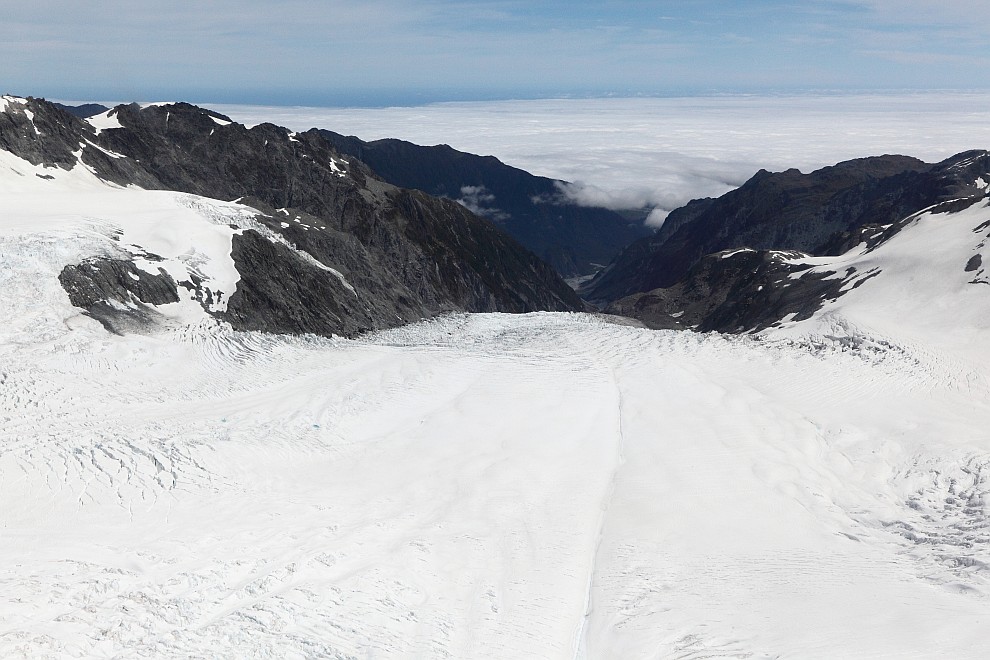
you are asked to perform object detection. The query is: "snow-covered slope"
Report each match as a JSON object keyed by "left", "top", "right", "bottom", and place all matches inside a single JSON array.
[
  {"left": 768, "top": 194, "right": 990, "bottom": 374},
  {"left": 0, "top": 145, "right": 264, "bottom": 342},
  {"left": 3, "top": 305, "right": 990, "bottom": 658},
  {"left": 2, "top": 96, "right": 584, "bottom": 340},
  {"left": 606, "top": 151, "right": 990, "bottom": 340}
]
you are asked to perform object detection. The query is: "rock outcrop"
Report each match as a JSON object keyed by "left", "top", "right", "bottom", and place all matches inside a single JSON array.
[{"left": 595, "top": 151, "right": 990, "bottom": 332}]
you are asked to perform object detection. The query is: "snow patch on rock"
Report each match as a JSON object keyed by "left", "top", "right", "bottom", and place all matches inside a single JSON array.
[{"left": 85, "top": 107, "right": 124, "bottom": 135}]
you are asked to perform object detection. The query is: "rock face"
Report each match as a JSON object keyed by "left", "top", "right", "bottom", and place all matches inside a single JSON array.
[
  {"left": 0, "top": 96, "right": 160, "bottom": 186},
  {"left": 1, "top": 95, "right": 90, "bottom": 170},
  {"left": 319, "top": 132, "right": 651, "bottom": 278},
  {"left": 2, "top": 97, "right": 584, "bottom": 337},
  {"left": 604, "top": 249, "right": 850, "bottom": 332},
  {"left": 596, "top": 151, "right": 990, "bottom": 332},
  {"left": 58, "top": 258, "right": 181, "bottom": 334},
  {"left": 52, "top": 102, "right": 110, "bottom": 119}
]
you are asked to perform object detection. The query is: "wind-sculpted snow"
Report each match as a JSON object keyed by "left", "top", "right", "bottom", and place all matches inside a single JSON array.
[{"left": 2, "top": 305, "right": 990, "bottom": 658}]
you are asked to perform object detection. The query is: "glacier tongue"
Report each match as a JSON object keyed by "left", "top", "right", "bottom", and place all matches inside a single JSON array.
[{"left": 1, "top": 307, "right": 990, "bottom": 658}]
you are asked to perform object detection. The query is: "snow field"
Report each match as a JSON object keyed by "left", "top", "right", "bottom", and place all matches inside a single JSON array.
[
  {"left": 2, "top": 308, "right": 990, "bottom": 658},
  {"left": 0, "top": 150, "right": 271, "bottom": 329},
  {"left": 582, "top": 325, "right": 990, "bottom": 658},
  {"left": 775, "top": 197, "right": 990, "bottom": 382}
]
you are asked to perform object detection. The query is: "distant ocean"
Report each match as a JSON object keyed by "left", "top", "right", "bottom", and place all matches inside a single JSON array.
[{"left": 212, "top": 93, "right": 990, "bottom": 222}]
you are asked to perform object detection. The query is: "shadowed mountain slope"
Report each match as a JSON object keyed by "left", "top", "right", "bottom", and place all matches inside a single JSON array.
[
  {"left": 319, "top": 131, "right": 652, "bottom": 278},
  {"left": 600, "top": 151, "right": 990, "bottom": 333}
]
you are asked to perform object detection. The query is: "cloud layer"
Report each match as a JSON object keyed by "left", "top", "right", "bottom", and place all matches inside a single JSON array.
[{"left": 216, "top": 93, "right": 990, "bottom": 225}]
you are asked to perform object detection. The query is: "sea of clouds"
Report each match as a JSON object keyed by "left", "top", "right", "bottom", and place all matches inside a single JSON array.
[{"left": 215, "top": 93, "right": 990, "bottom": 227}]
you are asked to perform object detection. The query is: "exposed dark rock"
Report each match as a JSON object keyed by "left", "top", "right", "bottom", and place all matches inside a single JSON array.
[
  {"left": 966, "top": 254, "right": 983, "bottom": 273},
  {"left": 0, "top": 96, "right": 86, "bottom": 169},
  {"left": 93, "top": 103, "right": 583, "bottom": 328},
  {"left": 222, "top": 230, "right": 381, "bottom": 336},
  {"left": 52, "top": 102, "right": 110, "bottom": 119},
  {"left": 928, "top": 195, "right": 987, "bottom": 215},
  {"left": 318, "top": 131, "right": 652, "bottom": 277},
  {"left": 0, "top": 97, "right": 160, "bottom": 187},
  {"left": 58, "top": 258, "right": 180, "bottom": 334},
  {"left": 817, "top": 224, "right": 890, "bottom": 256},
  {"left": 605, "top": 249, "right": 848, "bottom": 333}
]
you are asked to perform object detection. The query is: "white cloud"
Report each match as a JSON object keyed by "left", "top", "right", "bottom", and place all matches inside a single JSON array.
[
  {"left": 644, "top": 208, "right": 670, "bottom": 229},
  {"left": 551, "top": 181, "right": 653, "bottom": 210},
  {"left": 215, "top": 93, "right": 990, "bottom": 226},
  {"left": 455, "top": 185, "right": 508, "bottom": 222}
]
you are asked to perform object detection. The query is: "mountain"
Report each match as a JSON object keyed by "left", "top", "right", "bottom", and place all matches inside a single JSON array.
[
  {"left": 0, "top": 95, "right": 582, "bottom": 337},
  {"left": 581, "top": 153, "right": 983, "bottom": 303},
  {"left": 588, "top": 150, "right": 990, "bottom": 331},
  {"left": 52, "top": 102, "right": 110, "bottom": 118},
  {"left": 318, "top": 131, "right": 652, "bottom": 278}
]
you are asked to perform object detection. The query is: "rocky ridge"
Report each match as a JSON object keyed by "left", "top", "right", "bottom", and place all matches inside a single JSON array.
[
  {"left": 592, "top": 151, "right": 990, "bottom": 332},
  {"left": 0, "top": 96, "right": 583, "bottom": 337}
]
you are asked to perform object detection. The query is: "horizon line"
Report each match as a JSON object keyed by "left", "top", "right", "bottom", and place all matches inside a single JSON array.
[{"left": 41, "top": 87, "right": 990, "bottom": 112}]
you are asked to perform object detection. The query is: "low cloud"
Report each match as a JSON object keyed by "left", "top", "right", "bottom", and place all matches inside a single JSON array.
[
  {"left": 219, "top": 94, "right": 990, "bottom": 229},
  {"left": 456, "top": 185, "right": 508, "bottom": 222},
  {"left": 551, "top": 176, "right": 737, "bottom": 215},
  {"left": 644, "top": 208, "right": 670, "bottom": 229},
  {"left": 549, "top": 181, "right": 696, "bottom": 229},
  {"left": 552, "top": 181, "right": 657, "bottom": 210}
]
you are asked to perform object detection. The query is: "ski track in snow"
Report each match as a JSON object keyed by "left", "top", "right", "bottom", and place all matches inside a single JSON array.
[{"left": 2, "top": 309, "right": 990, "bottom": 658}]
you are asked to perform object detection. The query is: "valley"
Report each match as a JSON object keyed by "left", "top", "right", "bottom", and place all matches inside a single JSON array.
[{"left": 2, "top": 94, "right": 990, "bottom": 658}]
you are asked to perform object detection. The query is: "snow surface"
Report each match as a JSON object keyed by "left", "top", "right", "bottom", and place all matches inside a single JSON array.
[
  {"left": 84, "top": 108, "right": 124, "bottom": 135},
  {"left": 21, "top": 107, "right": 39, "bottom": 135},
  {"left": 0, "top": 95, "right": 28, "bottom": 114},
  {"left": 718, "top": 247, "right": 755, "bottom": 259},
  {"left": 774, "top": 197, "right": 990, "bottom": 371},
  {"left": 328, "top": 157, "right": 347, "bottom": 177},
  {"left": 0, "top": 149, "right": 258, "bottom": 323},
  {"left": 2, "top": 304, "right": 990, "bottom": 658},
  {"left": 3, "top": 142, "right": 990, "bottom": 657}
]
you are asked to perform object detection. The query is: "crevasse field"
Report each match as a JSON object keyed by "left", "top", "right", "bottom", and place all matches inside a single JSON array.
[{"left": 3, "top": 113, "right": 990, "bottom": 658}]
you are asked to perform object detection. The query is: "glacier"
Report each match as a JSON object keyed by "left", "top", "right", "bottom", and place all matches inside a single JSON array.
[{"left": 2, "top": 103, "right": 990, "bottom": 657}]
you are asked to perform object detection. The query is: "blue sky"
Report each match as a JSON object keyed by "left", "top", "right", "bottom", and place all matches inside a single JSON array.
[{"left": 3, "top": 1, "right": 988, "bottom": 106}]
